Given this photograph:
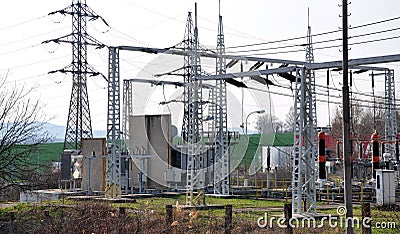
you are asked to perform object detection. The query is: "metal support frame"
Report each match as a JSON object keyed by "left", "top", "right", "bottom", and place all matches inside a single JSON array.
[
  {"left": 306, "top": 24, "right": 318, "bottom": 153},
  {"left": 45, "top": 0, "right": 106, "bottom": 150},
  {"left": 295, "top": 22, "right": 318, "bottom": 215},
  {"left": 213, "top": 13, "right": 230, "bottom": 195},
  {"left": 182, "top": 12, "right": 194, "bottom": 143},
  {"left": 292, "top": 67, "right": 317, "bottom": 215},
  {"left": 64, "top": 1, "right": 93, "bottom": 150},
  {"left": 197, "top": 53, "right": 400, "bottom": 81},
  {"left": 122, "top": 80, "right": 133, "bottom": 152},
  {"left": 207, "top": 87, "right": 216, "bottom": 135},
  {"left": 186, "top": 4, "right": 205, "bottom": 205},
  {"left": 384, "top": 69, "right": 397, "bottom": 156},
  {"left": 106, "top": 47, "right": 122, "bottom": 198},
  {"left": 119, "top": 45, "right": 305, "bottom": 66}
]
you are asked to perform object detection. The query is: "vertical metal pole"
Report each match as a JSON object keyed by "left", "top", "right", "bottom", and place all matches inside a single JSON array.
[{"left": 342, "top": 1, "right": 353, "bottom": 233}]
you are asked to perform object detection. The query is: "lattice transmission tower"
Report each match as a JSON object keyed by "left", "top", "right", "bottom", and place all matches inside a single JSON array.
[
  {"left": 181, "top": 12, "right": 195, "bottom": 143},
  {"left": 291, "top": 20, "right": 317, "bottom": 215},
  {"left": 213, "top": 8, "right": 230, "bottom": 195},
  {"left": 106, "top": 47, "right": 122, "bottom": 198},
  {"left": 44, "top": 0, "right": 107, "bottom": 150},
  {"left": 384, "top": 69, "right": 397, "bottom": 156},
  {"left": 185, "top": 4, "right": 206, "bottom": 205},
  {"left": 122, "top": 80, "right": 133, "bottom": 152}
]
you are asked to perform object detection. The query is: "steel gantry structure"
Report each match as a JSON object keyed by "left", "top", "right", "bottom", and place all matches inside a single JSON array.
[
  {"left": 184, "top": 4, "right": 206, "bottom": 205},
  {"left": 181, "top": 12, "right": 195, "bottom": 144},
  {"left": 106, "top": 47, "right": 122, "bottom": 198},
  {"left": 292, "top": 66, "right": 317, "bottom": 215},
  {"left": 291, "top": 22, "right": 318, "bottom": 215},
  {"left": 197, "top": 53, "right": 400, "bottom": 215},
  {"left": 384, "top": 69, "right": 397, "bottom": 157},
  {"left": 122, "top": 80, "right": 133, "bottom": 152},
  {"left": 213, "top": 7, "right": 230, "bottom": 195},
  {"left": 44, "top": 0, "right": 107, "bottom": 150}
]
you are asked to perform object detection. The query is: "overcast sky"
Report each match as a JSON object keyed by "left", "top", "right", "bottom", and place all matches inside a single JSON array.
[{"left": 1, "top": 0, "right": 399, "bottom": 133}]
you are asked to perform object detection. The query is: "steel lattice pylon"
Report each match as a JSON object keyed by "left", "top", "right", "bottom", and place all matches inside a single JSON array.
[
  {"left": 45, "top": 0, "right": 106, "bottom": 150},
  {"left": 106, "top": 47, "right": 122, "bottom": 198},
  {"left": 185, "top": 4, "right": 205, "bottom": 205},
  {"left": 292, "top": 67, "right": 317, "bottom": 215},
  {"left": 207, "top": 88, "right": 216, "bottom": 135},
  {"left": 206, "top": 86, "right": 216, "bottom": 187},
  {"left": 384, "top": 69, "right": 397, "bottom": 156},
  {"left": 181, "top": 12, "right": 194, "bottom": 143},
  {"left": 122, "top": 80, "right": 133, "bottom": 152},
  {"left": 213, "top": 14, "right": 230, "bottom": 195},
  {"left": 306, "top": 25, "right": 318, "bottom": 143},
  {"left": 290, "top": 23, "right": 318, "bottom": 215}
]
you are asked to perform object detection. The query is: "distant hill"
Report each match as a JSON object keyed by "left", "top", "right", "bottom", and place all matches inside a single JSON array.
[{"left": 43, "top": 123, "right": 106, "bottom": 142}]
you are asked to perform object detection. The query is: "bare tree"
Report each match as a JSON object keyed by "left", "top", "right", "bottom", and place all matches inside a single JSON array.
[
  {"left": 331, "top": 99, "right": 385, "bottom": 140},
  {"left": 0, "top": 78, "right": 49, "bottom": 191},
  {"left": 283, "top": 106, "right": 294, "bottom": 132},
  {"left": 256, "top": 114, "right": 283, "bottom": 134}
]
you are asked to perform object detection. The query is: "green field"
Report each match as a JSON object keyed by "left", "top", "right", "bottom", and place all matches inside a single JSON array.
[{"left": 33, "top": 142, "right": 64, "bottom": 166}]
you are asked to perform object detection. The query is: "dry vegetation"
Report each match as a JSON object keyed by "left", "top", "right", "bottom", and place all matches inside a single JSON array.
[{"left": 0, "top": 197, "right": 399, "bottom": 233}]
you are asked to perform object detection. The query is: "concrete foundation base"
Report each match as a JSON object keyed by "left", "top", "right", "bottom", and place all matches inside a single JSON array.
[{"left": 20, "top": 189, "right": 84, "bottom": 203}]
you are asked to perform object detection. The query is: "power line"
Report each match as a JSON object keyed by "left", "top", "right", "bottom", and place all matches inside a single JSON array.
[
  {"left": 108, "top": 27, "right": 150, "bottom": 47},
  {"left": 226, "top": 29, "right": 340, "bottom": 50},
  {"left": 226, "top": 15, "right": 400, "bottom": 50},
  {"left": 198, "top": 15, "right": 270, "bottom": 42},
  {"left": 351, "top": 15, "right": 400, "bottom": 30},
  {"left": 0, "top": 54, "right": 69, "bottom": 71},
  {"left": 247, "top": 82, "right": 400, "bottom": 111},
  {"left": 0, "top": 26, "right": 69, "bottom": 47},
  {"left": 314, "top": 83, "right": 386, "bottom": 100},
  {"left": 3, "top": 73, "right": 49, "bottom": 85},
  {"left": 234, "top": 34, "right": 400, "bottom": 56},
  {"left": 0, "top": 43, "right": 42, "bottom": 56},
  {"left": 245, "top": 76, "right": 395, "bottom": 110},
  {"left": 228, "top": 26, "right": 400, "bottom": 54},
  {"left": 0, "top": 15, "right": 47, "bottom": 31}
]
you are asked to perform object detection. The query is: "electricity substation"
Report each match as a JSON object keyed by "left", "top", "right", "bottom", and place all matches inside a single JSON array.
[{"left": 23, "top": 0, "right": 400, "bottom": 218}]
